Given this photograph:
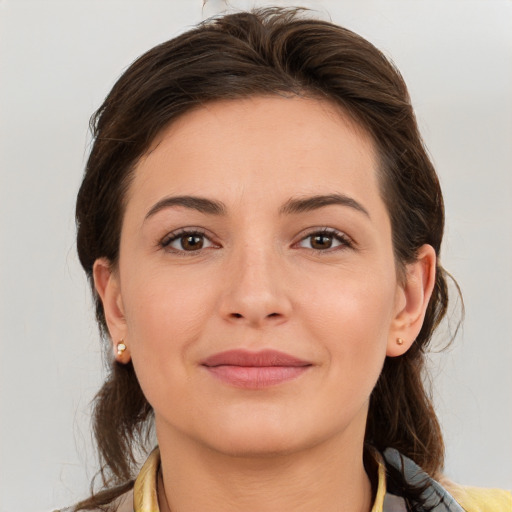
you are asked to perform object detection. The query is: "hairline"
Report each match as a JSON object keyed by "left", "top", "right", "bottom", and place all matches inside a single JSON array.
[{"left": 107, "top": 92, "right": 406, "bottom": 281}]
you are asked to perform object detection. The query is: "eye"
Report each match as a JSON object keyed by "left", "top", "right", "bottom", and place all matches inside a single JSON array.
[
  {"left": 161, "top": 230, "right": 216, "bottom": 253},
  {"left": 297, "top": 229, "right": 352, "bottom": 251}
]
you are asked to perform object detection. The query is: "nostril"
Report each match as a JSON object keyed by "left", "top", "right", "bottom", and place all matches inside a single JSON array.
[
  {"left": 267, "top": 312, "right": 280, "bottom": 318},
  {"left": 231, "top": 313, "right": 243, "bottom": 319}
]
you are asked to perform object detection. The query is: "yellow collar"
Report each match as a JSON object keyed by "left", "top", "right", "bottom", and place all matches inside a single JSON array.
[
  {"left": 133, "top": 448, "right": 160, "bottom": 512},
  {"left": 133, "top": 447, "right": 387, "bottom": 512}
]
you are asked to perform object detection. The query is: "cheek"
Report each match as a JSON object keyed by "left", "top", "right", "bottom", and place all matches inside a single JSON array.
[
  {"left": 299, "top": 266, "right": 396, "bottom": 378},
  {"left": 121, "top": 272, "right": 216, "bottom": 415},
  {"left": 301, "top": 261, "right": 397, "bottom": 334},
  {"left": 120, "top": 264, "right": 218, "bottom": 373}
]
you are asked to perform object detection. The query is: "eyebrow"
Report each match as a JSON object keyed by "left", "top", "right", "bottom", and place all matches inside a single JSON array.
[
  {"left": 145, "top": 195, "right": 226, "bottom": 220},
  {"left": 279, "top": 194, "right": 370, "bottom": 218},
  {"left": 144, "top": 193, "right": 370, "bottom": 221}
]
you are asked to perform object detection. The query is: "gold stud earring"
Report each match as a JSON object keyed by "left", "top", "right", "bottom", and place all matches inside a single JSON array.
[
  {"left": 117, "top": 340, "right": 127, "bottom": 355},
  {"left": 396, "top": 337, "right": 405, "bottom": 346}
]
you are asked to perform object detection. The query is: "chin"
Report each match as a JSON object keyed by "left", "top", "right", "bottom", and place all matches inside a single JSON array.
[
  {"left": 209, "top": 430, "right": 304, "bottom": 459},
  {"left": 194, "top": 411, "right": 329, "bottom": 459}
]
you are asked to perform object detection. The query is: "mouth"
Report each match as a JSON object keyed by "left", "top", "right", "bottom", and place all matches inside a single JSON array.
[{"left": 201, "top": 349, "right": 312, "bottom": 389}]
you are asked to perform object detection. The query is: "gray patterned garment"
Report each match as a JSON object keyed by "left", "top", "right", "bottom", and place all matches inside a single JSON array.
[{"left": 383, "top": 448, "right": 464, "bottom": 511}]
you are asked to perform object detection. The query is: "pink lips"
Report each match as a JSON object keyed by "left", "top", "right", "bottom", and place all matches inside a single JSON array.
[{"left": 201, "top": 349, "right": 312, "bottom": 389}]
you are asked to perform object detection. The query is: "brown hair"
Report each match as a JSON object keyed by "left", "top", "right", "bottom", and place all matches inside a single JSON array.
[{"left": 75, "top": 8, "right": 453, "bottom": 510}]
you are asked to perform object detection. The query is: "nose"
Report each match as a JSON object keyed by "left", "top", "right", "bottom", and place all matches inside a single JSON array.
[{"left": 218, "top": 245, "right": 292, "bottom": 328}]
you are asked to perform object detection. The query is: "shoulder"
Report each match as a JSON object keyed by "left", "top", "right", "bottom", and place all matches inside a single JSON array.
[
  {"left": 442, "top": 481, "right": 512, "bottom": 512},
  {"left": 382, "top": 448, "right": 511, "bottom": 512}
]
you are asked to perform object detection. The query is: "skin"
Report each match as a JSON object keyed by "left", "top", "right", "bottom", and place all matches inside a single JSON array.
[{"left": 94, "top": 96, "right": 436, "bottom": 512}]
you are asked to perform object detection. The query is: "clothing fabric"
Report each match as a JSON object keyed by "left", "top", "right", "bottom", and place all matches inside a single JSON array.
[{"left": 65, "top": 447, "right": 512, "bottom": 512}]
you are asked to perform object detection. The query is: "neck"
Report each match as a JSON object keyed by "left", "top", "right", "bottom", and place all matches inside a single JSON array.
[{"left": 156, "top": 424, "right": 373, "bottom": 512}]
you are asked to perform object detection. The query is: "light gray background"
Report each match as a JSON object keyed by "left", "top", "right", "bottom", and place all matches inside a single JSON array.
[{"left": 1, "top": 1, "right": 511, "bottom": 511}]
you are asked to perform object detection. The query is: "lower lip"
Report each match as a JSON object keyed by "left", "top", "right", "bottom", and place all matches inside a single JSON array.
[{"left": 204, "top": 365, "right": 310, "bottom": 389}]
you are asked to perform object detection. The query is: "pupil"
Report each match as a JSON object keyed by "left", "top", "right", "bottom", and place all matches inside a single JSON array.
[
  {"left": 182, "top": 235, "right": 203, "bottom": 250},
  {"left": 312, "top": 234, "right": 332, "bottom": 249}
]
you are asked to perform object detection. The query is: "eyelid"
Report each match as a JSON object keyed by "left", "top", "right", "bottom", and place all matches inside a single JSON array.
[
  {"left": 294, "top": 227, "right": 355, "bottom": 251},
  {"left": 158, "top": 226, "right": 354, "bottom": 254},
  {"left": 160, "top": 227, "right": 219, "bottom": 253}
]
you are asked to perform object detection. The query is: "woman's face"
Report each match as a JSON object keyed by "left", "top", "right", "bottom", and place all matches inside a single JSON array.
[{"left": 96, "top": 96, "right": 432, "bottom": 456}]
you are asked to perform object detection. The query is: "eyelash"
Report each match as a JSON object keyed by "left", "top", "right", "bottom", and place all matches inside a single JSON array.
[
  {"left": 295, "top": 228, "right": 354, "bottom": 252},
  {"left": 159, "top": 227, "right": 354, "bottom": 255},
  {"left": 160, "top": 228, "right": 217, "bottom": 255}
]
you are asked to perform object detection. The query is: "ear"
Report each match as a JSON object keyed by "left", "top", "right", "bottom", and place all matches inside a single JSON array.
[
  {"left": 387, "top": 244, "right": 436, "bottom": 357},
  {"left": 93, "top": 258, "right": 131, "bottom": 363}
]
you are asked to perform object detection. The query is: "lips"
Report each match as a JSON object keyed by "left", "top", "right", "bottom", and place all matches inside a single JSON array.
[{"left": 201, "top": 349, "right": 312, "bottom": 389}]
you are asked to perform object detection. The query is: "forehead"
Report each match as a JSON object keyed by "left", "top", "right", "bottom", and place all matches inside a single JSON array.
[{"left": 129, "top": 95, "right": 381, "bottom": 212}]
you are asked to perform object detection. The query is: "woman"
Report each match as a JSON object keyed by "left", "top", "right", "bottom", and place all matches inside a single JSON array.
[{"left": 69, "top": 8, "right": 511, "bottom": 512}]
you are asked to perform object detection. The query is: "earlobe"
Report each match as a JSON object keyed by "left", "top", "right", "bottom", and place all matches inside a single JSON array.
[
  {"left": 93, "top": 258, "right": 131, "bottom": 362},
  {"left": 387, "top": 244, "right": 436, "bottom": 357}
]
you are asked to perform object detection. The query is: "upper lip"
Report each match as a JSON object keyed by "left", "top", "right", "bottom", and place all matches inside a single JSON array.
[{"left": 201, "top": 349, "right": 312, "bottom": 367}]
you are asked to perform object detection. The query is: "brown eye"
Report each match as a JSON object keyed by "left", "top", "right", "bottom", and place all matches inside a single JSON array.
[
  {"left": 163, "top": 230, "right": 214, "bottom": 252},
  {"left": 310, "top": 234, "right": 334, "bottom": 250},
  {"left": 298, "top": 229, "right": 351, "bottom": 251},
  {"left": 180, "top": 234, "right": 204, "bottom": 251}
]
